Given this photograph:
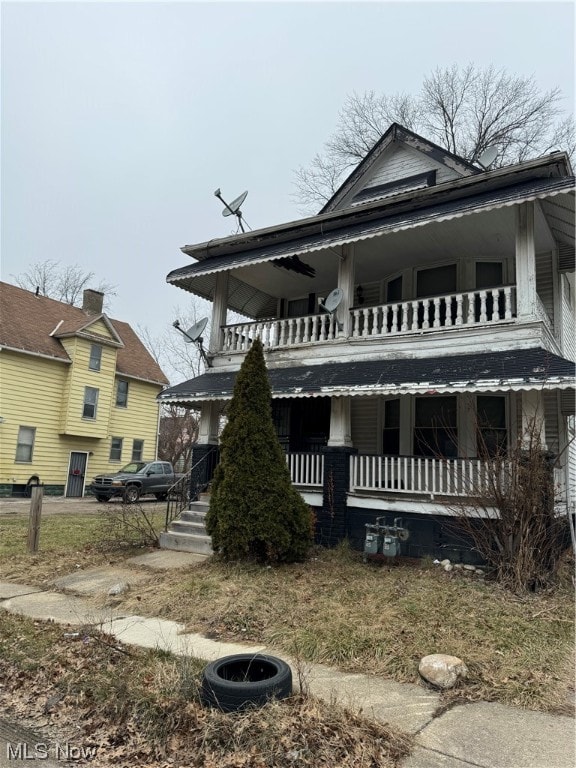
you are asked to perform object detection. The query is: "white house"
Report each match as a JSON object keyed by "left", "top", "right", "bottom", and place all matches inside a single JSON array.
[{"left": 160, "top": 124, "right": 575, "bottom": 559}]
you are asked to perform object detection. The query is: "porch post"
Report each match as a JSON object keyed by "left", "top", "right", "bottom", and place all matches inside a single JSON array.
[
  {"left": 515, "top": 202, "right": 537, "bottom": 319},
  {"left": 319, "top": 396, "right": 356, "bottom": 546},
  {"left": 337, "top": 244, "right": 355, "bottom": 336},
  {"left": 209, "top": 270, "right": 229, "bottom": 353},
  {"left": 190, "top": 401, "right": 221, "bottom": 498},
  {"left": 520, "top": 390, "right": 547, "bottom": 449}
]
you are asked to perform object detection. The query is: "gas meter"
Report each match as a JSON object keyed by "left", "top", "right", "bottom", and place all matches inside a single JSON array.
[{"left": 363, "top": 516, "right": 410, "bottom": 562}]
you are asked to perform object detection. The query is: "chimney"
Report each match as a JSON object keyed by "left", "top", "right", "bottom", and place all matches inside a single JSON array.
[{"left": 82, "top": 289, "right": 104, "bottom": 315}]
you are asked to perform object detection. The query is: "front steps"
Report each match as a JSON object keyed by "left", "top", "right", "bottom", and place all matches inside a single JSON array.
[{"left": 159, "top": 496, "right": 213, "bottom": 555}]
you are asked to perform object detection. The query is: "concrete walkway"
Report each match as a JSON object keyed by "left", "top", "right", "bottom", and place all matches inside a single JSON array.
[{"left": 1, "top": 550, "right": 574, "bottom": 768}]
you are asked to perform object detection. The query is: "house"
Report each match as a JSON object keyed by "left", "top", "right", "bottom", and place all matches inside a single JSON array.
[
  {"left": 160, "top": 123, "right": 575, "bottom": 558},
  {"left": 0, "top": 283, "right": 169, "bottom": 497}
]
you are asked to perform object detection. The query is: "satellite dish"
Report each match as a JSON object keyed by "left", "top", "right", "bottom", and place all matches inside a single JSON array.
[
  {"left": 319, "top": 288, "right": 344, "bottom": 314},
  {"left": 184, "top": 317, "right": 208, "bottom": 343},
  {"left": 222, "top": 191, "right": 248, "bottom": 217},
  {"left": 477, "top": 146, "right": 498, "bottom": 170}
]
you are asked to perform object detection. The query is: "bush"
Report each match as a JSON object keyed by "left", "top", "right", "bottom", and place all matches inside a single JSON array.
[{"left": 206, "top": 339, "right": 314, "bottom": 562}]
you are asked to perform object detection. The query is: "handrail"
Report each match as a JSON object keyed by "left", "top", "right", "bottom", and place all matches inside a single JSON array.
[{"left": 164, "top": 447, "right": 218, "bottom": 530}]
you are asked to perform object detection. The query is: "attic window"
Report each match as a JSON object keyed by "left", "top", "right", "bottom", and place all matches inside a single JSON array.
[{"left": 351, "top": 170, "right": 437, "bottom": 206}]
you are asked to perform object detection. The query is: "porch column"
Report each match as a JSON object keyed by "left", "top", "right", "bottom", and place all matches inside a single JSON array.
[
  {"left": 515, "top": 202, "right": 537, "bottom": 319},
  {"left": 190, "top": 401, "right": 221, "bottom": 498},
  {"left": 337, "top": 244, "right": 355, "bottom": 336},
  {"left": 209, "top": 270, "right": 229, "bottom": 353},
  {"left": 319, "top": 396, "right": 356, "bottom": 546},
  {"left": 520, "top": 390, "right": 546, "bottom": 449}
]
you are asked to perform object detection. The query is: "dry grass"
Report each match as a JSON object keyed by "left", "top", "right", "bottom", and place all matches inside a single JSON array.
[
  {"left": 1, "top": 514, "right": 574, "bottom": 714},
  {"left": 0, "top": 612, "right": 412, "bottom": 767}
]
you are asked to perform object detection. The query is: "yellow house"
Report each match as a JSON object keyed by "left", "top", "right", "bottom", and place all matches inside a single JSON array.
[{"left": 0, "top": 282, "right": 169, "bottom": 497}]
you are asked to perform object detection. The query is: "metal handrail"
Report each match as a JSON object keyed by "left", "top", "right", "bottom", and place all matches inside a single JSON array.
[{"left": 164, "top": 447, "right": 218, "bottom": 530}]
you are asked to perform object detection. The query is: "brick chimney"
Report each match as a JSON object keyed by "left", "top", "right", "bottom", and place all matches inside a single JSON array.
[{"left": 82, "top": 289, "right": 104, "bottom": 315}]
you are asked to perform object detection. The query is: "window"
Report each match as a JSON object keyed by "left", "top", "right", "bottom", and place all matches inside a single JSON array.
[
  {"left": 89, "top": 344, "right": 102, "bottom": 371},
  {"left": 132, "top": 439, "right": 144, "bottom": 461},
  {"left": 382, "top": 399, "right": 400, "bottom": 455},
  {"left": 116, "top": 380, "right": 129, "bottom": 407},
  {"left": 82, "top": 387, "right": 99, "bottom": 419},
  {"left": 414, "top": 396, "right": 458, "bottom": 458},
  {"left": 110, "top": 437, "right": 123, "bottom": 462},
  {"left": 416, "top": 264, "right": 457, "bottom": 327},
  {"left": 147, "top": 462, "right": 163, "bottom": 475},
  {"left": 477, "top": 396, "right": 507, "bottom": 458},
  {"left": 15, "top": 426, "right": 36, "bottom": 462}
]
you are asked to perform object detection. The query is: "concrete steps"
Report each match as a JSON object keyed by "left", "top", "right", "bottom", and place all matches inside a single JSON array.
[{"left": 159, "top": 497, "right": 213, "bottom": 555}]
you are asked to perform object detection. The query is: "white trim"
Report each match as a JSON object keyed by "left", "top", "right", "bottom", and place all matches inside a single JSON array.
[
  {"left": 347, "top": 493, "right": 498, "bottom": 518},
  {"left": 300, "top": 491, "right": 323, "bottom": 506}
]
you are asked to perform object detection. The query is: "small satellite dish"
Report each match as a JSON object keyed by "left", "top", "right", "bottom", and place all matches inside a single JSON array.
[
  {"left": 184, "top": 316, "right": 209, "bottom": 343},
  {"left": 319, "top": 288, "right": 344, "bottom": 314},
  {"left": 222, "top": 191, "right": 248, "bottom": 217},
  {"left": 477, "top": 146, "right": 498, "bottom": 170}
]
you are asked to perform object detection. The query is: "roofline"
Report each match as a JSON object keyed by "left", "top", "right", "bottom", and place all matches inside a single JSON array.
[
  {"left": 0, "top": 345, "right": 72, "bottom": 364},
  {"left": 178, "top": 152, "right": 571, "bottom": 262},
  {"left": 116, "top": 371, "right": 169, "bottom": 387}
]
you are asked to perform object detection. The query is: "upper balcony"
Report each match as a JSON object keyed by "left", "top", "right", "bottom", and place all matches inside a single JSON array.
[{"left": 220, "top": 285, "right": 517, "bottom": 354}]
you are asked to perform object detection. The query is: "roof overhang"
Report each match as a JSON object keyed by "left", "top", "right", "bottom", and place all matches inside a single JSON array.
[{"left": 159, "top": 348, "right": 575, "bottom": 406}]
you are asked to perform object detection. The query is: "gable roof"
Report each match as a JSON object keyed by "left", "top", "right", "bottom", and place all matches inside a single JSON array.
[
  {"left": 320, "top": 123, "right": 480, "bottom": 214},
  {"left": 0, "top": 282, "right": 169, "bottom": 385}
]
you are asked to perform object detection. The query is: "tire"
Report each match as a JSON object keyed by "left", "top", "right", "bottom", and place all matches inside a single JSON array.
[
  {"left": 123, "top": 486, "right": 141, "bottom": 504},
  {"left": 155, "top": 493, "right": 168, "bottom": 501},
  {"left": 95, "top": 495, "right": 108, "bottom": 503},
  {"left": 201, "top": 654, "right": 292, "bottom": 713}
]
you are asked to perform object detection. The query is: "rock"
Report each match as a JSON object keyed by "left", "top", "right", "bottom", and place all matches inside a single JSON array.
[
  {"left": 443, "top": 563, "right": 453, "bottom": 572},
  {"left": 475, "top": 569, "right": 485, "bottom": 577},
  {"left": 463, "top": 564, "right": 476, "bottom": 571},
  {"left": 453, "top": 563, "right": 464, "bottom": 570},
  {"left": 419, "top": 654, "right": 468, "bottom": 689},
  {"left": 440, "top": 559, "right": 451, "bottom": 567},
  {"left": 108, "top": 581, "right": 130, "bottom": 596}
]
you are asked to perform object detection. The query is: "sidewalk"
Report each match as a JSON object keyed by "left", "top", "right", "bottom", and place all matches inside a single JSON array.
[{"left": 1, "top": 549, "right": 574, "bottom": 768}]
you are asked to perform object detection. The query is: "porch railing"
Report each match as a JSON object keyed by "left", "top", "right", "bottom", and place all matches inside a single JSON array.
[
  {"left": 286, "top": 452, "right": 324, "bottom": 487},
  {"left": 219, "top": 285, "right": 516, "bottom": 352},
  {"left": 350, "top": 286, "right": 515, "bottom": 338},
  {"left": 350, "top": 454, "right": 500, "bottom": 497}
]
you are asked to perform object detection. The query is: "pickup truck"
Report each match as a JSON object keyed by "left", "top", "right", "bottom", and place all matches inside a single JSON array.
[{"left": 88, "top": 461, "right": 185, "bottom": 503}]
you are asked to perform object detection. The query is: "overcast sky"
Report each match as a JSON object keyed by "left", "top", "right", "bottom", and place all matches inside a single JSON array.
[{"left": 2, "top": 1, "right": 574, "bottom": 382}]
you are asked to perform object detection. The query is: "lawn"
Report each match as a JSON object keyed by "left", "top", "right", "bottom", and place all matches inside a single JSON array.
[{"left": 1, "top": 511, "right": 574, "bottom": 715}]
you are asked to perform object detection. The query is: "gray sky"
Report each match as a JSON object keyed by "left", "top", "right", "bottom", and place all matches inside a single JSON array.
[{"left": 2, "top": 1, "right": 574, "bottom": 381}]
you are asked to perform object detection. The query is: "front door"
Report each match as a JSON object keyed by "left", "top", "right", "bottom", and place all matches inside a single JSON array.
[{"left": 66, "top": 452, "right": 88, "bottom": 497}]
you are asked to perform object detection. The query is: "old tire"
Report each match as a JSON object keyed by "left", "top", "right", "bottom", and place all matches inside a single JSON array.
[
  {"left": 155, "top": 492, "right": 168, "bottom": 501},
  {"left": 201, "top": 654, "right": 292, "bottom": 713},
  {"left": 123, "top": 486, "right": 141, "bottom": 504}
]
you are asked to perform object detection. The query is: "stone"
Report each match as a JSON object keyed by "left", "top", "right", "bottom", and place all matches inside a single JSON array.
[
  {"left": 108, "top": 581, "right": 130, "bottom": 596},
  {"left": 440, "top": 559, "right": 451, "bottom": 567},
  {"left": 443, "top": 563, "right": 453, "bottom": 572},
  {"left": 462, "top": 565, "right": 476, "bottom": 571},
  {"left": 418, "top": 654, "right": 468, "bottom": 689},
  {"left": 453, "top": 563, "right": 463, "bottom": 570},
  {"left": 475, "top": 569, "right": 485, "bottom": 576}
]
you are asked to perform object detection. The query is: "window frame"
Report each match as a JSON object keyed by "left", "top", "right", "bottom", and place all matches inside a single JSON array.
[
  {"left": 116, "top": 379, "right": 129, "bottom": 408},
  {"left": 131, "top": 439, "right": 144, "bottom": 462},
  {"left": 15, "top": 426, "right": 36, "bottom": 463},
  {"left": 476, "top": 395, "right": 508, "bottom": 458},
  {"left": 82, "top": 387, "right": 99, "bottom": 420},
  {"left": 110, "top": 437, "right": 123, "bottom": 462},
  {"left": 413, "top": 395, "right": 458, "bottom": 458},
  {"left": 88, "top": 344, "right": 102, "bottom": 372}
]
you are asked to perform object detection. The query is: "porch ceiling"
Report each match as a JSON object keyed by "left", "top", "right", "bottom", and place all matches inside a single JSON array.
[
  {"left": 168, "top": 178, "right": 574, "bottom": 317},
  {"left": 159, "top": 348, "right": 575, "bottom": 405}
]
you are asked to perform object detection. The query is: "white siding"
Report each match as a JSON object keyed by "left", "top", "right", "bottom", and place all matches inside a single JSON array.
[
  {"left": 363, "top": 144, "right": 460, "bottom": 190},
  {"left": 561, "top": 274, "right": 575, "bottom": 361},
  {"left": 543, "top": 391, "right": 559, "bottom": 453},
  {"left": 351, "top": 398, "right": 379, "bottom": 454},
  {"left": 535, "top": 251, "right": 554, "bottom": 323}
]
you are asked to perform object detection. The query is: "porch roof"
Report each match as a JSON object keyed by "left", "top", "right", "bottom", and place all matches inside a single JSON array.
[{"left": 159, "top": 347, "right": 575, "bottom": 404}]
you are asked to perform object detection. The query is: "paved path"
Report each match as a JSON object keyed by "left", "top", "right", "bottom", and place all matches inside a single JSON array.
[{"left": 1, "top": 550, "right": 574, "bottom": 768}]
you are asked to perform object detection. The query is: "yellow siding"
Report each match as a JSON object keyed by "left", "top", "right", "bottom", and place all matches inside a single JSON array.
[
  {"left": 85, "top": 318, "right": 114, "bottom": 338},
  {"left": 0, "top": 348, "right": 162, "bottom": 492},
  {"left": 59, "top": 338, "right": 117, "bottom": 437}
]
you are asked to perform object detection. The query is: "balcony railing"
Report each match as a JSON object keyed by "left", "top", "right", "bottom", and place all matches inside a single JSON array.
[
  {"left": 350, "top": 454, "right": 502, "bottom": 497},
  {"left": 220, "top": 285, "right": 516, "bottom": 352},
  {"left": 286, "top": 452, "right": 324, "bottom": 487}
]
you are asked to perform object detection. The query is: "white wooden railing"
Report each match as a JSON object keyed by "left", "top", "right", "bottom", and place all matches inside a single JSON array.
[
  {"left": 286, "top": 452, "right": 324, "bottom": 487},
  {"left": 350, "top": 286, "right": 515, "bottom": 338},
  {"left": 350, "top": 455, "right": 501, "bottom": 497},
  {"left": 219, "top": 285, "right": 516, "bottom": 352}
]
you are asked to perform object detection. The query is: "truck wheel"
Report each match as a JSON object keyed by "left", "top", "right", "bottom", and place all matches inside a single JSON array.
[
  {"left": 123, "top": 486, "right": 141, "bottom": 504},
  {"left": 155, "top": 493, "right": 168, "bottom": 501}
]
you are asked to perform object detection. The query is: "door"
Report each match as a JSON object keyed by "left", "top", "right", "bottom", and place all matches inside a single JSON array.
[{"left": 66, "top": 452, "right": 88, "bottom": 497}]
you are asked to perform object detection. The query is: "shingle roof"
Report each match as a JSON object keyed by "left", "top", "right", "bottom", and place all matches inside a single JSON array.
[
  {"left": 0, "top": 282, "right": 168, "bottom": 385},
  {"left": 159, "top": 348, "right": 575, "bottom": 403}
]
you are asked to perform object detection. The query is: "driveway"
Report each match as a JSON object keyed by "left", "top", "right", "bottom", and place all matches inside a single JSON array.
[{"left": 0, "top": 496, "right": 165, "bottom": 516}]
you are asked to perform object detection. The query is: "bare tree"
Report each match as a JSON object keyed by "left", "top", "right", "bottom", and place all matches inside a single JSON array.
[
  {"left": 13, "top": 259, "right": 116, "bottom": 308},
  {"left": 294, "top": 64, "right": 575, "bottom": 211},
  {"left": 158, "top": 403, "right": 199, "bottom": 471}
]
